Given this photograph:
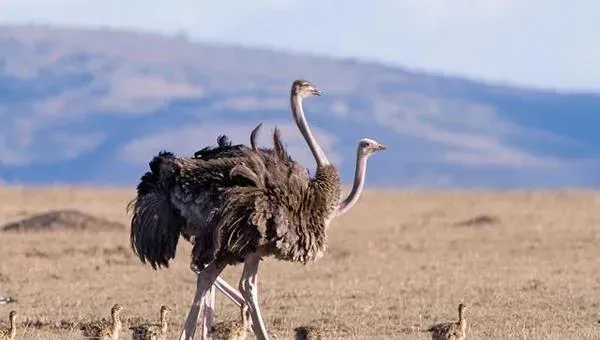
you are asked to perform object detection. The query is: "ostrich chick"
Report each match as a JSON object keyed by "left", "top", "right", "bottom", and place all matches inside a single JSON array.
[
  {"left": 80, "top": 304, "right": 124, "bottom": 340},
  {"left": 0, "top": 311, "right": 18, "bottom": 340},
  {"left": 294, "top": 325, "right": 326, "bottom": 340},
  {"left": 209, "top": 304, "right": 251, "bottom": 340},
  {"left": 426, "top": 303, "right": 468, "bottom": 340},
  {"left": 129, "top": 305, "right": 171, "bottom": 340}
]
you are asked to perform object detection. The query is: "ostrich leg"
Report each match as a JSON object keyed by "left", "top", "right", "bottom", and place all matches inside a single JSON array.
[
  {"left": 178, "top": 262, "right": 226, "bottom": 340},
  {"left": 214, "top": 278, "right": 244, "bottom": 306},
  {"left": 239, "top": 253, "right": 270, "bottom": 340},
  {"left": 192, "top": 264, "right": 244, "bottom": 306},
  {"left": 202, "top": 276, "right": 254, "bottom": 334},
  {"left": 202, "top": 286, "right": 216, "bottom": 340},
  {"left": 194, "top": 268, "right": 250, "bottom": 337}
]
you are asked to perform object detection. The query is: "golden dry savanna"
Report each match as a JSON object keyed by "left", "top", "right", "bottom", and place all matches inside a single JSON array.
[{"left": 0, "top": 186, "right": 599, "bottom": 339}]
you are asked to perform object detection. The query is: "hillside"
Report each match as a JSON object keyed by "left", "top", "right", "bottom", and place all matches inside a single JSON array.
[{"left": 1, "top": 25, "right": 599, "bottom": 188}]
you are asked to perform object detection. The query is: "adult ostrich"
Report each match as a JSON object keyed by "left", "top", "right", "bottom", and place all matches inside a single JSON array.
[
  {"left": 190, "top": 124, "right": 305, "bottom": 336},
  {"left": 206, "top": 123, "right": 385, "bottom": 311},
  {"left": 191, "top": 91, "right": 385, "bottom": 335},
  {"left": 128, "top": 80, "right": 385, "bottom": 340},
  {"left": 189, "top": 123, "right": 386, "bottom": 338}
]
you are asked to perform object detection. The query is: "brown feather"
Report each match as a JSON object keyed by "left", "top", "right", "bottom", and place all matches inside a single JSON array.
[{"left": 130, "top": 126, "right": 340, "bottom": 272}]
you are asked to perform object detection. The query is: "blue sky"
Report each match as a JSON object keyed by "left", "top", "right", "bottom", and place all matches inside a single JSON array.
[{"left": 0, "top": 0, "right": 598, "bottom": 91}]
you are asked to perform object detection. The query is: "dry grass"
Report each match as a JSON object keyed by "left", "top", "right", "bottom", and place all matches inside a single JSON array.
[{"left": 1, "top": 187, "right": 599, "bottom": 339}]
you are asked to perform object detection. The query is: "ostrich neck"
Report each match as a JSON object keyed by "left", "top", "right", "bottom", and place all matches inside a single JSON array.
[
  {"left": 9, "top": 318, "right": 16, "bottom": 337},
  {"left": 161, "top": 314, "right": 168, "bottom": 333},
  {"left": 291, "top": 91, "right": 341, "bottom": 219},
  {"left": 337, "top": 149, "right": 368, "bottom": 216},
  {"left": 291, "top": 95, "right": 329, "bottom": 167},
  {"left": 111, "top": 314, "right": 121, "bottom": 335}
]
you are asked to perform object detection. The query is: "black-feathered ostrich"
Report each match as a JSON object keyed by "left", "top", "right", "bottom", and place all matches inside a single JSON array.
[{"left": 129, "top": 80, "right": 385, "bottom": 340}]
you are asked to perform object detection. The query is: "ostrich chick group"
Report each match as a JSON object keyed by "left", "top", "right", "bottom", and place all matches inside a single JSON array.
[{"left": 78, "top": 304, "right": 171, "bottom": 340}]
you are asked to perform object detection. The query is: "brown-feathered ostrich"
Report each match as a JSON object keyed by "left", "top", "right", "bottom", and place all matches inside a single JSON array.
[
  {"left": 0, "top": 311, "right": 17, "bottom": 340},
  {"left": 79, "top": 304, "right": 124, "bottom": 340},
  {"left": 201, "top": 123, "right": 385, "bottom": 332},
  {"left": 191, "top": 92, "right": 385, "bottom": 338},
  {"left": 192, "top": 123, "right": 309, "bottom": 335},
  {"left": 425, "top": 303, "right": 468, "bottom": 340},
  {"left": 129, "top": 80, "right": 385, "bottom": 340},
  {"left": 208, "top": 304, "right": 251, "bottom": 340},
  {"left": 129, "top": 305, "right": 172, "bottom": 340}
]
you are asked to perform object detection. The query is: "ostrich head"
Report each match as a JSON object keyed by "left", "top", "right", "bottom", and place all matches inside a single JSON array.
[
  {"left": 160, "top": 305, "right": 172, "bottom": 316},
  {"left": 111, "top": 304, "right": 124, "bottom": 317},
  {"left": 292, "top": 79, "right": 322, "bottom": 98},
  {"left": 457, "top": 303, "right": 467, "bottom": 327},
  {"left": 293, "top": 326, "right": 310, "bottom": 340},
  {"left": 358, "top": 138, "right": 386, "bottom": 157},
  {"left": 8, "top": 310, "right": 17, "bottom": 321}
]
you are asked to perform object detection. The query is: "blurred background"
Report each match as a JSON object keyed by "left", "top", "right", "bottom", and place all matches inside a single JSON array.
[{"left": 0, "top": 0, "right": 599, "bottom": 188}]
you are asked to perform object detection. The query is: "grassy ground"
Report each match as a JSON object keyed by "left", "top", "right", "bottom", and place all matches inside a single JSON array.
[{"left": 0, "top": 187, "right": 599, "bottom": 339}]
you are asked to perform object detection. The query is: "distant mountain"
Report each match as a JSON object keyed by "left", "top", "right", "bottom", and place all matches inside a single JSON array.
[{"left": 1, "top": 25, "right": 599, "bottom": 188}]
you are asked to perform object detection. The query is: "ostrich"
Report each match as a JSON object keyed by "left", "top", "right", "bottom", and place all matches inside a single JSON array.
[
  {"left": 200, "top": 130, "right": 386, "bottom": 329},
  {"left": 293, "top": 325, "right": 325, "bottom": 340},
  {"left": 129, "top": 305, "right": 172, "bottom": 340},
  {"left": 79, "top": 304, "right": 124, "bottom": 340},
  {"left": 193, "top": 110, "right": 385, "bottom": 338},
  {"left": 129, "top": 80, "right": 385, "bottom": 340},
  {"left": 425, "top": 303, "right": 468, "bottom": 340},
  {"left": 198, "top": 120, "right": 381, "bottom": 335},
  {"left": 192, "top": 123, "right": 303, "bottom": 335},
  {"left": 0, "top": 311, "right": 17, "bottom": 340},
  {"left": 208, "top": 304, "right": 251, "bottom": 340}
]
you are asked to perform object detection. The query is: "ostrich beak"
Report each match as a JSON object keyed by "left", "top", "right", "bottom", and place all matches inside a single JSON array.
[
  {"left": 376, "top": 143, "right": 386, "bottom": 151},
  {"left": 312, "top": 88, "right": 322, "bottom": 96}
]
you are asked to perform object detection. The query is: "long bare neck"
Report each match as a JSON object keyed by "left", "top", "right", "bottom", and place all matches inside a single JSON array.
[
  {"left": 337, "top": 148, "right": 368, "bottom": 216},
  {"left": 111, "top": 313, "right": 121, "bottom": 335},
  {"left": 458, "top": 308, "right": 466, "bottom": 329},
  {"left": 291, "top": 94, "right": 329, "bottom": 167},
  {"left": 9, "top": 316, "right": 16, "bottom": 337},
  {"left": 291, "top": 89, "right": 341, "bottom": 217},
  {"left": 160, "top": 312, "right": 168, "bottom": 332}
]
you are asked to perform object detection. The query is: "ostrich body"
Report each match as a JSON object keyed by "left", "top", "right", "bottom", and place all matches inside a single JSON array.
[
  {"left": 426, "top": 303, "right": 468, "bottom": 340},
  {"left": 208, "top": 304, "right": 251, "bottom": 340},
  {"left": 200, "top": 129, "right": 383, "bottom": 337},
  {"left": 293, "top": 325, "right": 325, "bottom": 340},
  {"left": 129, "top": 305, "right": 171, "bottom": 340},
  {"left": 201, "top": 130, "right": 385, "bottom": 325},
  {"left": 0, "top": 311, "right": 17, "bottom": 340},
  {"left": 79, "top": 304, "right": 124, "bottom": 340},
  {"left": 129, "top": 80, "right": 385, "bottom": 340},
  {"left": 201, "top": 98, "right": 382, "bottom": 320}
]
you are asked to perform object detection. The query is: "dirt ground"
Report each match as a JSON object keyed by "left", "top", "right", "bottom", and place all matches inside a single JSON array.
[{"left": 0, "top": 186, "right": 599, "bottom": 339}]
